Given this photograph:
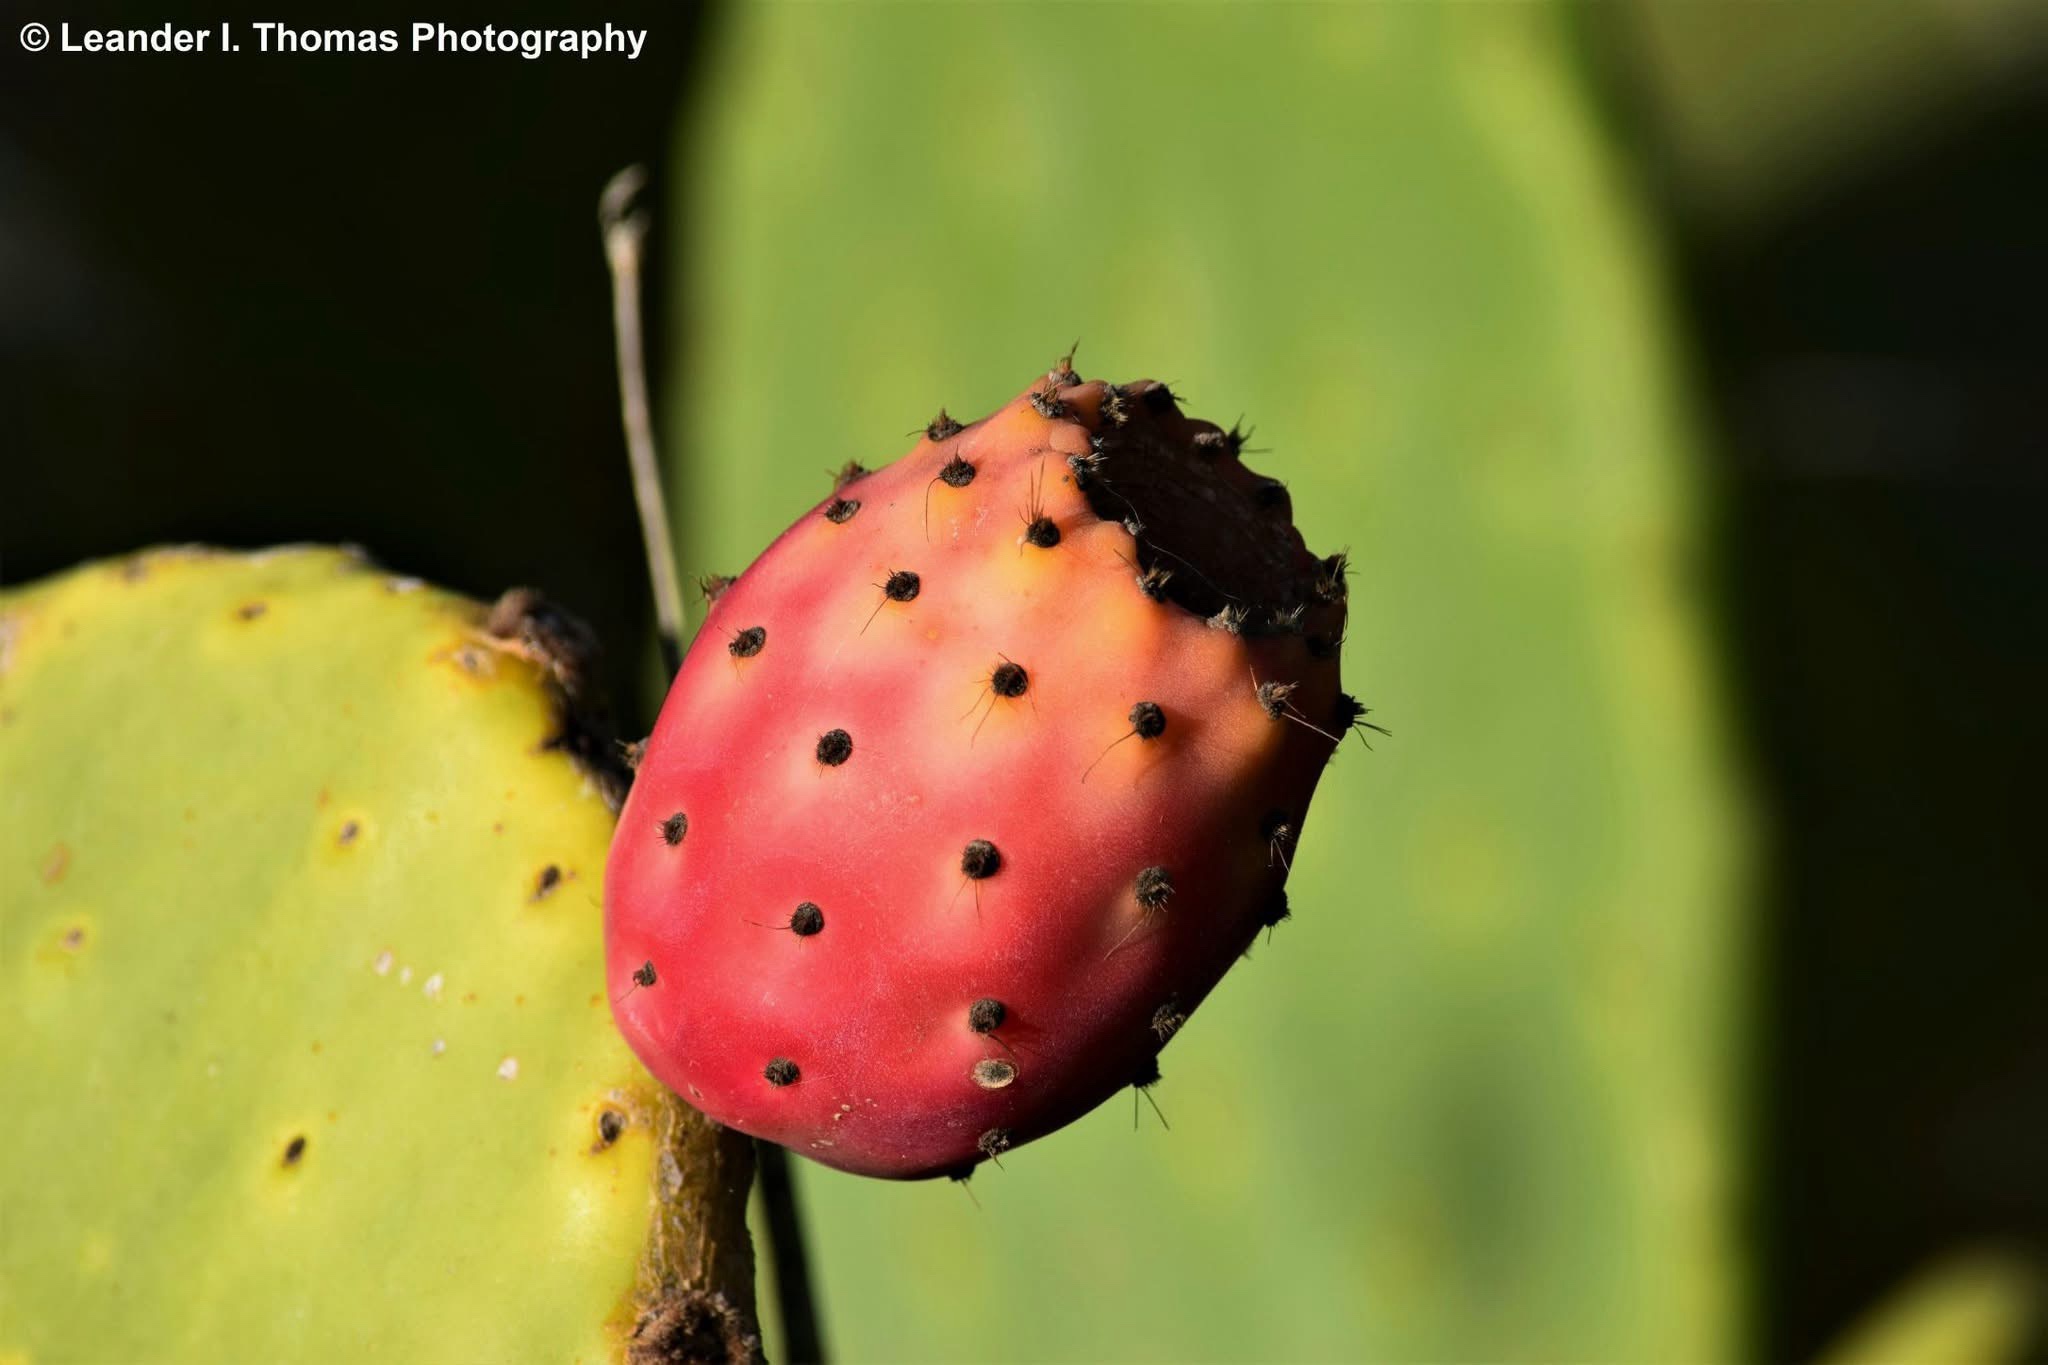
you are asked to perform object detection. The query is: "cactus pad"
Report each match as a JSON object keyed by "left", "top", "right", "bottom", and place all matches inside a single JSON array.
[{"left": 0, "top": 547, "right": 749, "bottom": 1362}]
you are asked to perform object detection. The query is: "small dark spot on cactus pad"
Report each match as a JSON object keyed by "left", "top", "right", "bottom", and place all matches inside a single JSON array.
[
  {"left": 961, "top": 840, "right": 1002, "bottom": 880},
  {"left": 282, "top": 1135, "right": 307, "bottom": 1167},
  {"left": 632, "top": 960, "right": 658, "bottom": 989},
  {"left": 659, "top": 812, "right": 688, "bottom": 846},
  {"left": 698, "top": 574, "right": 735, "bottom": 604},
  {"left": 968, "top": 998, "right": 1007, "bottom": 1033},
  {"left": 832, "top": 460, "right": 869, "bottom": 490},
  {"left": 927, "top": 410, "right": 964, "bottom": 442},
  {"left": 1135, "top": 866, "right": 1175, "bottom": 911},
  {"left": 977, "top": 1127, "right": 1013, "bottom": 1160},
  {"left": 597, "top": 1109, "right": 626, "bottom": 1146},
  {"left": 1130, "top": 701, "right": 1166, "bottom": 740},
  {"left": 337, "top": 820, "right": 360, "bottom": 846},
  {"left": 533, "top": 864, "right": 563, "bottom": 899},
  {"left": 1030, "top": 381, "right": 1064, "bottom": 419},
  {"left": 728, "top": 626, "right": 766, "bottom": 658},
  {"left": 789, "top": 902, "right": 825, "bottom": 936},
  {"left": 1153, "top": 999, "right": 1187, "bottom": 1042},
  {"left": 1133, "top": 1055, "right": 1162, "bottom": 1089},
  {"left": 1256, "top": 679, "right": 1299, "bottom": 719},
  {"left": 938, "top": 455, "right": 976, "bottom": 488},
  {"left": 973, "top": 1059, "right": 1018, "bottom": 1090},
  {"left": 1259, "top": 887, "right": 1292, "bottom": 930},
  {"left": 816, "top": 729, "right": 854, "bottom": 766},
  {"left": 61, "top": 926, "right": 85, "bottom": 951},
  {"left": 764, "top": 1058, "right": 800, "bottom": 1087},
  {"left": 884, "top": 570, "right": 921, "bottom": 602},
  {"left": 823, "top": 496, "right": 861, "bottom": 524},
  {"left": 991, "top": 661, "right": 1028, "bottom": 698},
  {"left": 237, "top": 600, "right": 268, "bottom": 621},
  {"left": 1024, "top": 516, "right": 1061, "bottom": 549}
]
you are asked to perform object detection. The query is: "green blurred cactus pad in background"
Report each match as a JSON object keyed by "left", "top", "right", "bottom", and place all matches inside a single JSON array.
[
  {"left": 0, "top": 547, "right": 737, "bottom": 1363},
  {"left": 670, "top": 3, "right": 1746, "bottom": 1360}
]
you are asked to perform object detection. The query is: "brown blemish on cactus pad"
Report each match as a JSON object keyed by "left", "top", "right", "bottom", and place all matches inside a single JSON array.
[
  {"left": 884, "top": 570, "right": 920, "bottom": 602},
  {"left": 967, "top": 998, "right": 1006, "bottom": 1033},
  {"left": 789, "top": 902, "right": 825, "bottom": 936},
  {"left": 61, "top": 925, "right": 87, "bottom": 952},
  {"left": 938, "top": 455, "right": 974, "bottom": 487},
  {"left": 976, "top": 1127, "right": 1012, "bottom": 1161},
  {"left": 596, "top": 1108, "right": 626, "bottom": 1149},
  {"left": 237, "top": 601, "right": 268, "bottom": 621},
  {"left": 815, "top": 729, "right": 853, "bottom": 767},
  {"left": 532, "top": 864, "right": 563, "bottom": 900},
  {"left": 990, "top": 660, "right": 1028, "bottom": 698},
  {"left": 281, "top": 1134, "right": 307, "bottom": 1167},
  {"left": 337, "top": 820, "right": 360, "bottom": 846},
  {"left": 1023, "top": 516, "right": 1060, "bottom": 549},
  {"left": 972, "top": 1059, "right": 1017, "bottom": 1090},
  {"left": 927, "top": 410, "right": 964, "bottom": 442},
  {"left": 660, "top": 812, "right": 688, "bottom": 846},
  {"left": 764, "top": 1058, "right": 800, "bottom": 1087},
  {"left": 960, "top": 840, "right": 1001, "bottom": 880},
  {"left": 823, "top": 497, "right": 860, "bottom": 524},
  {"left": 729, "top": 626, "right": 766, "bottom": 659}
]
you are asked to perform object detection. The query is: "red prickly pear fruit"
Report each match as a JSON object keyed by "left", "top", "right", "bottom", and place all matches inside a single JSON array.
[{"left": 605, "top": 363, "right": 1365, "bottom": 1179}]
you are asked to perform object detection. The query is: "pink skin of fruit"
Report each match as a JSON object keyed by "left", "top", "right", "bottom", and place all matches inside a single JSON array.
[{"left": 605, "top": 369, "right": 1357, "bottom": 1179}]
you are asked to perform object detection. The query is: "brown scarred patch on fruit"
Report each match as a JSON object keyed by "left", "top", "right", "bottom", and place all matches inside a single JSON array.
[{"left": 1076, "top": 382, "right": 1328, "bottom": 626}]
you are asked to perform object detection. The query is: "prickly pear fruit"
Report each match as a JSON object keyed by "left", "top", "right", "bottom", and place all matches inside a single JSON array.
[
  {"left": 607, "top": 366, "right": 1369, "bottom": 1179},
  {"left": 0, "top": 548, "right": 758, "bottom": 1363}
]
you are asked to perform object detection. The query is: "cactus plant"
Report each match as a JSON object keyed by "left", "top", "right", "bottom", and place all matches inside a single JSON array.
[
  {"left": 0, "top": 547, "right": 759, "bottom": 1363},
  {"left": 607, "top": 367, "right": 1363, "bottom": 1179}
]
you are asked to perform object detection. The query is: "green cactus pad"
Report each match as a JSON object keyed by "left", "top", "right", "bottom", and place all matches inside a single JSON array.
[{"left": 0, "top": 547, "right": 696, "bottom": 1362}]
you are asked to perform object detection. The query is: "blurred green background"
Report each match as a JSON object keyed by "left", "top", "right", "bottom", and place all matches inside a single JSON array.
[
  {"left": 5, "top": 1, "right": 2044, "bottom": 1360},
  {"left": 672, "top": 7, "right": 1741, "bottom": 1362}
]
